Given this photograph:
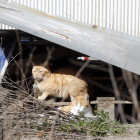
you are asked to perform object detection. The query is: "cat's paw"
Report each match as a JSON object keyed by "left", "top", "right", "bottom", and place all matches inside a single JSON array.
[
  {"left": 84, "top": 115, "right": 97, "bottom": 118},
  {"left": 46, "top": 98, "right": 55, "bottom": 103},
  {"left": 38, "top": 96, "right": 45, "bottom": 100},
  {"left": 33, "top": 84, "right": 38, "bottom": 88},
  {"left": 57, "top": 107, "right": 62, "bottom": 110}
]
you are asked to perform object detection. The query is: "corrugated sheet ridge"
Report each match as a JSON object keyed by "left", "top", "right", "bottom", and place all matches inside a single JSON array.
[{"left": 0, "top": 0, "right": 140, "bottom": 37}]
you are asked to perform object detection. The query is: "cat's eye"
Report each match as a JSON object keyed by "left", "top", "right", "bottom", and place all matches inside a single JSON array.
[
  {"left": 34, "top": 71, "right": 36, "bottom": 72},
  {"left": 40, "top": 71, "right": 43, "bottom": 73}
]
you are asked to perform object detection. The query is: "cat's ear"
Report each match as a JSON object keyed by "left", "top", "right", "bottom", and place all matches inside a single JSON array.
[
  {"left": 43, "top": 61, "right": 50, "bottom": 69},
  {"left": 30, "top": 61, "right": 36, "bottom": 67},
  {"left": 84, "top": 95, "right": 89, "bottom": 102},
  {"left": 70, "top": 95, "right": 75, "bottom": 101}
]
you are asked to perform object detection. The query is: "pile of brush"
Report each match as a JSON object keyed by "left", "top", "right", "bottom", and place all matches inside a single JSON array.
[{"left": 0, "top": 85, "right": 100, "bottom": 140}]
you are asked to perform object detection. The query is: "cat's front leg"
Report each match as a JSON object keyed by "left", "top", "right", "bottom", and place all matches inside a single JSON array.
[
  {"left": 33, "top": 84, "right": 38, "bottom": 88},
  {"left": 38, "top": 92, "right": 49, "bottom": 100},
  {"left": 70, "top": 110, "right": 79, "bottom": 116},
  {"left": 84, "top": 114, "right": 96, "bottom": 118}
]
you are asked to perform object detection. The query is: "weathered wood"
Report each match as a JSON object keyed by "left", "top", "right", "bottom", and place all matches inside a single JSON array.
[
  {"left": 91, "top": 100, "right": 132, "bottom": 104},
  {"left": 39, "top": 100, "right": 132, "bottom": 106},
  {"left": 97, "top": 97, "right": 115, "bottom": 120}
]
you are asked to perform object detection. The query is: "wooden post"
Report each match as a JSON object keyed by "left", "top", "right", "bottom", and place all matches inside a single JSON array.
[{"left": 97, "top": 97, "right": 115, "bottom": 120}]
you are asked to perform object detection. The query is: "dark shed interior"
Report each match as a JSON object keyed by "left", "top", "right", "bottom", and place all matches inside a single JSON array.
[{"left": 1, "top": 30, "right": 140, "bottom": 123}]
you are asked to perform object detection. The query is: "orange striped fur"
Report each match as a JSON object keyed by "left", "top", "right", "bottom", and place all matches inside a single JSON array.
[
  {"left": 32, "top": 66, "right": 88, "bottom": 100},
  {"left": 59, "top": 94, "right": 95, "bottom": 117}
]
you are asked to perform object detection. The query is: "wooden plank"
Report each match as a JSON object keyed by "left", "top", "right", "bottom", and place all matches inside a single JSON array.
[
  {"left": 91, "top": 100, "right": 132, "bottom": 104},
  {"left": 26, "top": 100, "right": 133, "bottom": 107},
  {"left": 97, "top": 97, "right": 115, "bottom": 101}
]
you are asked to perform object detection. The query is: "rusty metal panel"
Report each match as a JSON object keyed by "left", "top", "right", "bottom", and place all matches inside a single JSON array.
[
  {"left": 0, "top": 0, "right": 140, "bottom": 38},
  {"left": 1, "top": 0, "right": 140, "bottom": 75}
]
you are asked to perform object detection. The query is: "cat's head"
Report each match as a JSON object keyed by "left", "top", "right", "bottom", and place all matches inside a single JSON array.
[
  {"left": 70, "top": 95, "right": 90, "bottom": 114},
  {"left": 31, "top": 61, "right": 51, "bottom": 80}
]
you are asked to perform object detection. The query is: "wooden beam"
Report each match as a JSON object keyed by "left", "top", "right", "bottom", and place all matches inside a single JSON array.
[
  {"left": 38, "top": 100, "right": 132, "bottom": 106},
  {"left": 90, "top": 100, "right": 132, "bottom": 104}
]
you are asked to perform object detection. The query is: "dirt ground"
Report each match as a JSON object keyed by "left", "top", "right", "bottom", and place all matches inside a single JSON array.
[
  {"left": 105, "top": 124, "right": 140, "bottom": 140},
  {"left": 3, "top": 126, "right": 140, "bottom": 140},
  {"left": 20, "top": 124, "right": 140, "bottom": 140},
  {"left": 20, "top": 135, "right": 140, "bottom": 140},
  {"left": 5, "top": 125, "right": 140, "bottom": 140},
  {"left": 104, "top": 136, "right": 140, "bottom": 140}
]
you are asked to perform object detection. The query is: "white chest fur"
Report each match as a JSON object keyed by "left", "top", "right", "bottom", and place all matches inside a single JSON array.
[{"left": 70, "top": 103, "right": 95, "bottom": 118}]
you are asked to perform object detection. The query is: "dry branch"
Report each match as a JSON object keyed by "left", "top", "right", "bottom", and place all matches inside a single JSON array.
[{"left": 15, "top": 30, "right": 24, "bottom": 88}]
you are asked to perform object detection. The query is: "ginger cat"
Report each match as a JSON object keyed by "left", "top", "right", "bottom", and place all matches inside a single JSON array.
[
  {"left": 58, "top": 94, "right": 95, "bottom": 117},
  {"left": 33, "top": 67, "right": 81, "bottom": 98},
  {"left": 32, "top": 64, "right": 88, "bottom": 100}
]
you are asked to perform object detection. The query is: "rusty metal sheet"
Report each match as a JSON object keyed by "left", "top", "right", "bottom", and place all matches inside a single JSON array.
[{"left": 1, "top": 0, "right": 140, "bottom": 75}]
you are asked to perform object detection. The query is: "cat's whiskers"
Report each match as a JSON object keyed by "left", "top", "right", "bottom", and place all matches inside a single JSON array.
[
  {"left": 34, "top": 72, "right": 40, "bottom": 80},
  {"left": 35, "top": 79, "right": 39, "bottom": 85}
]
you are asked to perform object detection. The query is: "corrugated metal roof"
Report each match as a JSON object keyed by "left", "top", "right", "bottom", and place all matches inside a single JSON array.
[
  {"left": 0, "top": 0, "right": 140, "bottom": 75},
  {"left": 1, "top": 0, "right": 140, "bottom": 39}
]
